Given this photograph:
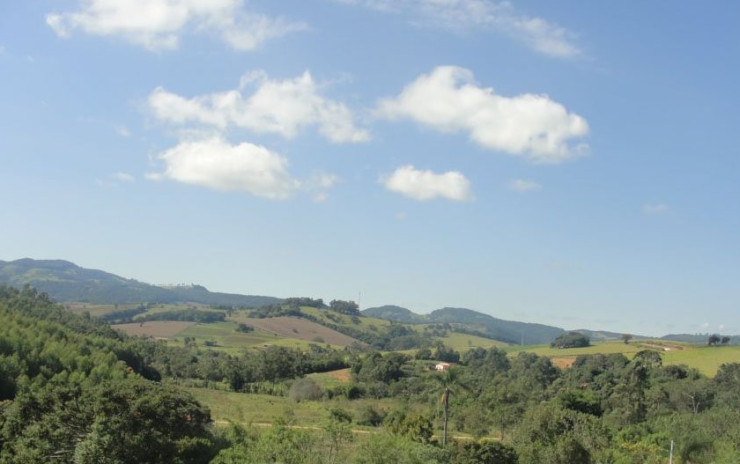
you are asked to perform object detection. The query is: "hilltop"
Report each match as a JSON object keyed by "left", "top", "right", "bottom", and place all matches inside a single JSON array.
[
  {"left": 0, "top": 258, "right": 280, "bottom": 307},
  {"left": 364, "top": 304, "right": 566, "bottom": 345}
]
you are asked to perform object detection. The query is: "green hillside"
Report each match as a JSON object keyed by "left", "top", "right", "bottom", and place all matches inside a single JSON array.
[
  {"left": 0, "top": 258, "right": 281, "bottom": 307},
  {"left": 365, "top": 305, "right": 565, "bottom": 345}
]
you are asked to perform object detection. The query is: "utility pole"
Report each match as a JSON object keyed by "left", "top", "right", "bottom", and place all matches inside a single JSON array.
[{"left": 669, "top": 440, "right": 674, "bottom": 464}]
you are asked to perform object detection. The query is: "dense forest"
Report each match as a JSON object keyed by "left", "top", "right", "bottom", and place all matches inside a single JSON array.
[{"left": 1, "top": 285, "right": 740, "bottom": 463}]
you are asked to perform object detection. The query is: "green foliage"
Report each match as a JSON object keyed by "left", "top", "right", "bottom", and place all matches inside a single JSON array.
[
  {"left": 354, "top": 434, "right": 448, "bottom": 464},
  {"left": 357, "top": 405, "right": 386, "bottom": 426},
  {"left": 137, "top": 309, "right": 226, "bottom": 323},
  {"left": 0, "top": 378, "right": 216, "bottom": 464},
  {"left": 289, "top": 377, "right": 324, "bottom": 402},
  {"left": 351, "top": 352, "right": 409, "bottom": 384},
  {"left": 551, "top": 332, "right": 591, "bottom": 349},
  {"left": 451, "top": 441, "right": 518, "bottom": 464},
  {"left": 329, "top": 300, "right": 360, "bottom": 316},
  {"left": 384, "top": 411, "right": 434, "bottom": 444}
]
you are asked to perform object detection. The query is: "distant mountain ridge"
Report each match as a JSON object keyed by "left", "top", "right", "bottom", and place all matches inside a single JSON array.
[
  {"left": 0, "top": 258, "right": 281, "bottom": 307},
  {"left": 364, "top": 304, "right": 566, "bottom": 345}
]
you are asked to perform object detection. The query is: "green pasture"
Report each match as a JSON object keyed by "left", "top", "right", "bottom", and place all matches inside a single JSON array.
[
  {"left": 662, "top": 345, "right": 740, "bottom": 376},
  {"left": 171, "top": 322, "right": 327, "bottom": 352},
  {"left": 434, "top": 332, "right": 509, "bottom": 352},
  {"left": 506, "top": 340, "right": 740, "bottom": 376},
  {"left": 187, "top": 388, "right": 403, "bottom": 429}
]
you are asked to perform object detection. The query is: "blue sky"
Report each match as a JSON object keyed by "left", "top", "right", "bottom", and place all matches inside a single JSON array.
[{"left": 1, "top": 0, "right": 739, "bottom": 336}]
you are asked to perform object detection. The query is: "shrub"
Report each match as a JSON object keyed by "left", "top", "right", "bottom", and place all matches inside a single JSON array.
[{"left": 289, "top": 377, "right": 324, "bottom": 402}]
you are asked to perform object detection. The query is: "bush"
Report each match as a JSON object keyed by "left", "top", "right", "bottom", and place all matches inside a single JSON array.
[
  {"left": 288, "top": 377, "right": 324, "bottom": 402},
  {"left": 329, "top": 407, "right": 353, "bottom": 423},
  {"left": 357, "top": 405, "right": 386, "bottom": 427}
]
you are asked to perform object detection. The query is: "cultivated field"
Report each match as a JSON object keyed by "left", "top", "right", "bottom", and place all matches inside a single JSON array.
[
  {"left": 232, "top": 316, "right": 361, "bottom": 347},
  {"left": 113, "top": 321, "right": 196, "bottom": 338}
]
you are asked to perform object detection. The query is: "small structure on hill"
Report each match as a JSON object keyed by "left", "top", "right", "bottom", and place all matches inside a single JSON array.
[{"left": 435, "top": 362, "right": 451, "bottom": 372}]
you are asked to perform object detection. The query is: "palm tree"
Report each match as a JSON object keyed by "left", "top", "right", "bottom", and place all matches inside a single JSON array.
[{"left": 435, "top": 367, "right": 466, "bottom": 447}]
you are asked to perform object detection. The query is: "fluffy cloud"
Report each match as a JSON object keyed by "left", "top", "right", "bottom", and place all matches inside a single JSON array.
[
  {"left": 46, "top": 0, "right": 305, "bottom": 51},
  {"left": 381, "top": 165, "right": 472, "bottom": 201},
  {"left": 377, "top": 66, "right": 588, "bottom": 163},
  {"left": 643, "top": 203, "right": 668, "bottom": 215},
  {"left": 150, "top": 137, "right": 299, "bottom": 199},
  {"left": 334, "top": 0, "right": 580, "bottom": 59},
  {"left": 508, "top": 179, "right": 541, "bottom": 192},
  {"left": 148, "top": 70, "right": 369, "bottom": 143}
]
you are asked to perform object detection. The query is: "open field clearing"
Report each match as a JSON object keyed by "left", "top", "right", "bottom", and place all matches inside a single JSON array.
[
  {"left": 508, "top": 340, "right": 740, "bottom": 376},
  {"left": 307, "top": 368, "right": 352, "bottom": 389},
  {"left": 185, "top": 387, "right": 443, "bottom": 431},
  {"left": 299, "top": 307, "right": 392, "bottom": 331},
  {"left": 66, "top": 303, "right": 135, "bottom": 317},
  {"left": 173, "top": 322, "right": 323, "bottom": 351},
  {"left": 436, "top": 332, "right": 509, "bottom": 351},
  {"left": 662, "top": 345, "right": 740, "bottom": 376},
  {"left": 113, "top": 321, "right": 195, "bottom": 338},
  {"left": 232, "top": 316, "right": 361, "bottom": 347}
]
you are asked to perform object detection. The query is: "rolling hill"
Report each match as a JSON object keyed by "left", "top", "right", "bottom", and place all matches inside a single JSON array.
[
  {"left": 364, "top": 304, "right": 566, "bottom": 345},
  {"left": 0, "top": 258, "right": 281, "bottom": 307}
]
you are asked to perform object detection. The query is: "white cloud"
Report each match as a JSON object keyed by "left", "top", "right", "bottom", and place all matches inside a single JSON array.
[
  {"left": 46, "top": 0, "right": 305, "bottom": 51},
  {"left": 334, "top": 0, "right": 580, "bottom": 59},
  {"left": 643, "top": 203, "right": 668, "bottom": 215},
  {"left": 381, "top": 165, "right": 472, "bottom": 201},
  {"left": 115, "top": 125, "right": 131, "bottom": 137},
  {"left": 150, "top": 136, "right": 299, "bottom": 199},
  {"left": 305, "top": 172, "right": 341, "bottom": 202},
  {"left": 377, "top": 66, "right": 588, "bottom": 163},
  {"left": 113, "top": 172, "right": 135, "bottom": 182},
  {"left": 508, "top": 179, "right": 541, "bottom": 192},
  {"left": 148, "top": 70, "right": 369, "bottom": 143}
]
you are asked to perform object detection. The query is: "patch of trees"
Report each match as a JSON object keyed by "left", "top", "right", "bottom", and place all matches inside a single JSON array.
[
  {"left": 551, "top": 331, "right": 590, "bottom": 349},
  {"left": 98, "top": 304, "right": 148, "bottom": 323},
  {"left": 0, "top": 285, "right": 219, "bottom": 463},
  {"left": 708, "top": 333, "right": 732, "bottom": 346},
  {"left": 284, "top": 297, "right": 326, "bottom": 308},
  {"left": 137, "top": 308, "right": 227, "bottom": 323},
  {"left": 328, "top": 299, "right": 360, "bottom": 316}
]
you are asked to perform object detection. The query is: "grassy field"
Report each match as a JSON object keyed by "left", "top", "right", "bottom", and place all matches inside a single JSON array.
[
  {"left": 66, "top": 303, "right": 136, "bottom": 317},
  {"left": 662, "top": 345, "right": 740, "bottom": 376},
  {"left": 231, "top": 316, "right": 360, "bottom": 347},
  {"left": 174, "top": 321, "right": 331, "bottom": 352},
  {"left": 435, "top": 332, "right": 509, "bottom": 352},
  {"left": 506, "top": 340, "right": 740, "bottom": 376},
  {"left": 113, "top": 321, "right": 196, "bottom": 338},
  {"left": 307, "top": 368, "right": 352, "bottom": 389}
]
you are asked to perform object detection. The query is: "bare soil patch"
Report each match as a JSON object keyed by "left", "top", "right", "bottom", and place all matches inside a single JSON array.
[
  {"left": 323, "top": 368, "right": 352, "bottom": 383},
  {"left": 234, "top": 317, "right": 360, "bottom": 347},
  {"left": 551, "top": 357, "right": 576, "bottom": 369},
  {"left": 113, "top": 321, "right": 196, "bottom": 338}
]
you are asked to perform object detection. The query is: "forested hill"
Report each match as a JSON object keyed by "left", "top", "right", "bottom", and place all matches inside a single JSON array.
[
  {"left": 361, "top": 305, "right": 427, "bottom": 324},
  {"left": 0, "top": 258, "right": 281, "bottom": 307},
  {"left": 363, "top": 305, "right": 566, "bottom": 345}
]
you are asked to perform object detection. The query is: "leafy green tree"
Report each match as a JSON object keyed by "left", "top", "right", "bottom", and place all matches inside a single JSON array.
[
  {"left": 551, "top": 332, "right": 590, "bottom": 349},
  {"left": 0, "top": 378, "right": 215, "bottom": 464}
]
